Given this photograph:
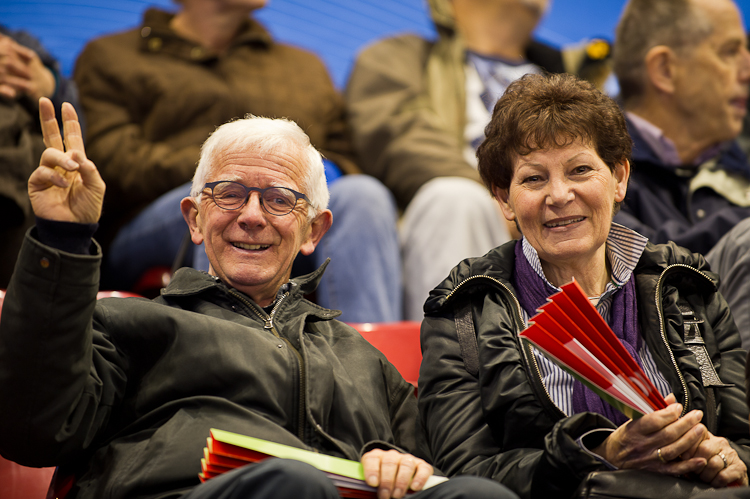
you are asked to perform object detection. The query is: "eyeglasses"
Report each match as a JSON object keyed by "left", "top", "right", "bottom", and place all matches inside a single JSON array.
[{"left": 203, "top": 181, "right": 309, "bottom": 216}]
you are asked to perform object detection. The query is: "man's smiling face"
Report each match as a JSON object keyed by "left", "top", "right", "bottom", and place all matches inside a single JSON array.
[{"left": 182, "top": 145, "right": 331, "bottom": 306}]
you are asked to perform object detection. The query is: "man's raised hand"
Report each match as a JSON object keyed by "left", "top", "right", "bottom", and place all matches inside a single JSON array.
[{"left": 28, "top": 97, "right": 105, "bottom": 223}]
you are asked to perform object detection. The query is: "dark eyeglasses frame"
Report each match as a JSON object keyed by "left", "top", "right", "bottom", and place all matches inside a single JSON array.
[{"left": 203, "top": 180, "right": 309, "bottom": 216}]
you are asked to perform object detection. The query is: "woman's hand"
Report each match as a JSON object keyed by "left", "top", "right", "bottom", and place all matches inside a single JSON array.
[
  {"left": 682, "top": 430, "right": 748, "bottom": 487},
  {"left": 361, "top": 448, "right": 433, "bottom": 499},
  {"left": 28, "top": 97, "right": 105, "bottom": 223},
  {"left": 593, "top": 394, "right": 709, "bottom": 476}
]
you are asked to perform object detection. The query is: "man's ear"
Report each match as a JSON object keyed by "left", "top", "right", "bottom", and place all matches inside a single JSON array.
[
  {"left": 644, "top": 45, "right": 677, "bottom": 95},
  {"left": 492, "top": 186, "right": 516, "bottom": 222},
  {"left": 299, "top": 209, "right": 333, "bottom": 256},
  {"left": 180, "top": 197, "right": 205, "bottom": 245}
]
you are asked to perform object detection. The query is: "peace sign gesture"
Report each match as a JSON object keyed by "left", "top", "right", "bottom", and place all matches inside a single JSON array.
[{"left": 28, "top": 97, "right": 105, "bottom": 223}]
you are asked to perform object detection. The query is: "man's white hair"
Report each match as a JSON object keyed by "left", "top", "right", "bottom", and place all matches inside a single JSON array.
[{"left": 191, "top": 115, "right": 330, "bottom": 218}]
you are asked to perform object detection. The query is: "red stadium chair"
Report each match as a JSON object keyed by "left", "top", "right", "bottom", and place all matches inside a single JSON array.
[
  {"left": 96, "top": 291, "right": 143, "bottom": 299},
  {"left": 0, "top": 291, "right": 57, "bottom": 499},
  {"left": 131, "top": 266, "right": 173, "bottom": 298},
  {"left": 0, "top": 456, "right": 55, "bottom": 499},
  {"left": 348, "top": 321, "right": 422, "bottom": 388},
  {"left": 0, "top": 290, "right": 139, "bottom": 499}
]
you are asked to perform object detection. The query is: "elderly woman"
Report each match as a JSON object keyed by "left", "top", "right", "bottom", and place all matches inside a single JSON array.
[{"left": 417, "top": 73, "right": 750, "bottom": 499}]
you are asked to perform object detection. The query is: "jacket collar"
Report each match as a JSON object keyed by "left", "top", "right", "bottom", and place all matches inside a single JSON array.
[
  {"left": 160, "top": 258, "right": 339, "bottom": 318},
  {"left": 139, "top": 8, "right": 273, "bottom": 62}
]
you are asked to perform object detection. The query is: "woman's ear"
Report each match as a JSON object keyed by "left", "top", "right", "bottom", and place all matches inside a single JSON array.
[
  {"left": 613, "top": 159, "right": 630, "bottom": 203},
  {"left": 492, "top": 185, "right": 516, "bottom": 222}
]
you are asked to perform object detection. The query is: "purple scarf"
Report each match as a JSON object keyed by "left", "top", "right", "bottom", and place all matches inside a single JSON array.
[{"left": 512, "top": 241, "right": 642, "bottom": 426}]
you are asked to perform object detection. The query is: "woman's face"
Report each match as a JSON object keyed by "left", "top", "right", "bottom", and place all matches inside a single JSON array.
[{"left": 494, "top": 140, "right": 629, "bottom": 268}]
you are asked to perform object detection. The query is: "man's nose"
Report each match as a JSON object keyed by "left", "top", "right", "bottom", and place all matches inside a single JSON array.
[{"left": 237, "top": 192, "right": 267, "bottom": 226}]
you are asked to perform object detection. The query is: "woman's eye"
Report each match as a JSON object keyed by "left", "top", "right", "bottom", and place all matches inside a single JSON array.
[
  {"left": 573, "top": 165, "right": 591, "bottom": 174},
  {"left": 521, "top": 175, "right": 542, "bottom": 184}
]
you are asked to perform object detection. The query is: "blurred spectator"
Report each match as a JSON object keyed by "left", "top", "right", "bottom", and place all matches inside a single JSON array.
[
  {"left": 611, "top": 0, "right": 750, "bottom": 346},
  {"left": 73, "top": 0, "right": 401, "bottom": 322},
  {"left": 346, "top": 0, "right": 610, "bottom": 320},
  {"left": 0, "top": 26, "right": 80, "bottom": 288}
]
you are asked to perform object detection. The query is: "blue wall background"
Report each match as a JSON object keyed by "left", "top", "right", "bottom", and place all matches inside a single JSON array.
[{"left": 2, "top": 0, "right": 750, "bottom": 88}]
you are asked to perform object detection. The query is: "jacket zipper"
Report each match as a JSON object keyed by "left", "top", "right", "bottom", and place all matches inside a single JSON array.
[
  {"left": 444, "top": 275, "right": 565, "bottom": 418},
  {"left": 653, "top": 263, "right": 714, "bottom": 418},
  {"left": 228, "top": 289, "right": 308, "bottom": 440}
]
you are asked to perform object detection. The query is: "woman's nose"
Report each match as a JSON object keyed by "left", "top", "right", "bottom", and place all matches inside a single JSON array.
[{"left": 546, "top": 178, "right": 574, "bottom": 206}]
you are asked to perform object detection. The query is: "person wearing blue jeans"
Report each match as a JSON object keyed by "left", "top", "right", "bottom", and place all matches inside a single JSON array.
[{"left": 107, "top": 172, "right": 402, "bottom": 323}]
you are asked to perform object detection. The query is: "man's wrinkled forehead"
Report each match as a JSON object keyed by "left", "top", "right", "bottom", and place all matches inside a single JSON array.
[{"left": 209, "top": 144, "right": 307, "bottom": 182}]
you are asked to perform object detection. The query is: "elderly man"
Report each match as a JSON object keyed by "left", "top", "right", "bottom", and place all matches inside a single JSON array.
[
  {"left": 611, "top": 0, "right": 750, "bottom": 346},
  {"left": 0, "top": 99, "right": 514, "bottom": 499}
]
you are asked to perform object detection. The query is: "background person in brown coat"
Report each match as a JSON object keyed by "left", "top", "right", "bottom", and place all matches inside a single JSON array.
[{"left": 73, "top": 0, "right": 401, "bottom": 322}]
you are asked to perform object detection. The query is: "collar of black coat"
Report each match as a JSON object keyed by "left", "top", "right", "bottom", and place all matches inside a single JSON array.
[{"left": 159, "top": 257, "right": 340, "bottom": 320}]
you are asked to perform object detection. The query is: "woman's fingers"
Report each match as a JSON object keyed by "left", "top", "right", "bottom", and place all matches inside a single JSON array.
[
  {"left": 629, "top": 402, "right": 684, "bottom": 435},
  {"left": 690, "top": 434, "right": 748, "bottom": 487},
  {"left": 658, "top": 455, "right": 707, "bottom": 476},
  {"left": 654, "top": 419, "right": 706, "bottom": 462}
]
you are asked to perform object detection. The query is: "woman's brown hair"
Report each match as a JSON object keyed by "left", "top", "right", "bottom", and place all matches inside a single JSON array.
[{"left": 477, "top": 73, "right": 632, "bottom": 193}]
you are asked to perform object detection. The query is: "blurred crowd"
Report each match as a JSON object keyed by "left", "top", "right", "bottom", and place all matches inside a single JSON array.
[{"left": 4, "top": 1, "right": 750, "bottom": 498}]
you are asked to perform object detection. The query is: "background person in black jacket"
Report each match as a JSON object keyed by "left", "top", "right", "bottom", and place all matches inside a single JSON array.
[{"left": 610, "top": 0, "right": 750, "bottom": 347}]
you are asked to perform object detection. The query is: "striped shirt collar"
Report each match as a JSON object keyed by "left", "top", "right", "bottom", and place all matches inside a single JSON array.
[{"left": 520, "top": 222, "right": 648, "bottom": 302}]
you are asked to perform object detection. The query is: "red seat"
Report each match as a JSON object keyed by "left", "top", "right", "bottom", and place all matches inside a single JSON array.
[
  {"left": 1, "top": 291, "right": 57, "bottom": 499},
  {"left": 131, "top": 265, "right": 173, "bottom": 298},
  {"left": 0, "top": 456, "right": 55, "bottom": 499},
  {"left": 96, "top": 291, "right": 143, "bottom": 299},
  {"left": 348, "top": 321, "right": 422, "bottom": 388}
]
